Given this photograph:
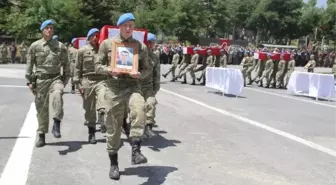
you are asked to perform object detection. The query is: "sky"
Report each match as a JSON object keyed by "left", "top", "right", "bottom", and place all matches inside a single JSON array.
[{"left": 303, "top": 0, "right": 328, "bottom": 7}]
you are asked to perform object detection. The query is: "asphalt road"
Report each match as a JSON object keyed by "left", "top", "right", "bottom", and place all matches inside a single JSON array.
[{"left": 0, "top": 64, "right": 335, "bottom": 185}]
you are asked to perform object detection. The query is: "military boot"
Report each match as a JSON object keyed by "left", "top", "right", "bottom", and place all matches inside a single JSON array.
[
  {"left": 52, "top": 119, "right": 61, "bottom": 138},
  {"left": 181, "top": 78, "right": 187, "bottom": 84},
  {"left": 109, "top": 153, "right": 120, "bottom": 180},
  {"left": 190, "top": 79, "right": 196, "bottom": 85},
  {"left": 88, "top": 126, "right": 97, "bottom": 144},
  {"left": 71, "top": 84, "right": 75, "bottom": 94},
  {"left": 122, "top": 118, "right": 130, "bottom": 138},
  {"left": 35, "top": 134, "right": 45, "bottom": 147},
  {"left": 98, "top": 112, "right": 106, "bottom": 133},
  {"left": 162, "top": 74, "right": 167, "bottom": 78},
  {"left": 130, "top": 137, "right": 147, "bottom": 165},
  {"left": 144, "top": 124, "right": 155, "bottom": 138}
]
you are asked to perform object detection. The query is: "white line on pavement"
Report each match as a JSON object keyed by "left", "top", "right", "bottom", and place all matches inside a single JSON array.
[
  {"left": 161, "top": 88, "right": 336, "bottom": 158},
  {"left": 245, "top": 87, "right": 336, "bottom": 108},
  {"left": 0, "top": 103, "right": 37, "bottom": 185},
  {"left": 0, "top": 85, "right": 27, "bottom": 88}
]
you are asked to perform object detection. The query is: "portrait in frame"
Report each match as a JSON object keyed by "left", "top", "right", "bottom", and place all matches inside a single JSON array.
[{"left": 110, "top": 41, "right": 139, "bottom": 74}]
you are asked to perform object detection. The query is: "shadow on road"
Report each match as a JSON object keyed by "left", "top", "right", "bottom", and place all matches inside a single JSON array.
[
  {"left": 121, "top": 165, "right": 178, "bottom": 185},
  {"left": 211, "top": 91, "right": 246, "bottom": 98},
  {"left": 141, "top": 130, "right": 181, "bottom": 152},
  {"left": 47, "top": 141, "right": 89, "bottom": 155}
]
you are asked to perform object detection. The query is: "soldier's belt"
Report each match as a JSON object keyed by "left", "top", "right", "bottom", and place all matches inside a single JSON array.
[
  {"left": 83, "top": 74, "right": 106, "bottom": 81},
  {"left": 36, "top": 73, "right": 60, "bottom": 79},
  {"left": 106, "top": 78, "right": 138, "bottom": 88}
]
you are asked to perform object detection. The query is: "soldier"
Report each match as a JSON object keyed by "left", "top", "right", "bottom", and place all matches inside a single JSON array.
[
  {"left": 68, "top": 38, "right": 78, "bottom": 94},
  {"left": 74, "top": 28, "right": 105, "bottom": 144},
  {"left": 219, "top": 49, "right": 227, "bottom": 68},
  {"left": 284, "top": 54, "right": 296, "bottom": 88},
  {"left": 259, "top": 53, "right": 274, "bottom": 88},
  {"left": 174, "top": 48, "right": 199, "bottom": 85},
  {"left": 20, "top": 41, "right": 28, "bottom": 64},
  {"left": 246, "top": 51, "right": 257, "bottom": 85},
  {"left": 94, "top": 13, "right": 150, "bottom": 180},
  {"left": 52, "top": 35, "right": 58, "bottom": 40},
  {"left": 275, "top": 54, "right": 287, "bottom": 88},
  {"left": 197, "top": 50, "right": 214, "bottom": 85},
  {"left": 0, "top": 42, "right": 8, "bottom": 64},
  {"left": 162, "top": 49, "right": 179, "bottom": 81},
  {"left": 240, "top": 52, "right": 250, "bottom": 87},
  {"left": 25, "top": 19, "right": 70, "bottom": 147},
  {"left": 141, "top": 33, "right": 160, "bottom": 138},
  {"left": 304, "top": 54, "right": 316, "bottom": 73},
  {"left": 176, "top": 53, "right": 191, "bottom": 83}
]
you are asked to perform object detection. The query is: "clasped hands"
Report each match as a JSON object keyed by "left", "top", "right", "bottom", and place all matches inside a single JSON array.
[{"left": 108, "top": 68, "right": 140, "bottom": 79}]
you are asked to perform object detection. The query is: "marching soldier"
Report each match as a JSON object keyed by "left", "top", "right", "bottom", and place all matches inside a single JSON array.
[
  {"left": 25, "top": 19, "right": 70, "bottom": 147},
  {"left": 176, "top": 53, "right": 191, "bottom": 83},
  {"left": 197, "top": 50, "right": 214, "bottom": 85},
  {"left": 275, "top": 54, "right": 287, "bottom": 88},
  {"left": 259, "top": 53, "right": 274, "bottom": 88},
  {"left": 68, "top": 38, "right": 78, "bottom": 94},
  {"left": 246, "top": 52, "right": 257, "bottom": 85},
  {"left": 240, "top": 52, "right": 250, "bottom": 87},
  {"left": 142, "top": 33, "right": 161, "bottom": 138},
  {"left": 162, "top": 49, "right": 179, "bottom": 81},
  {"left": 0, "top": 42, "right": 8, "bottom": 64},
  {"left": 305, "top": 54, "right": 316, "bottom": 73},
  {"left": 74, "top": 28, "right": 105, "bottom": 144},
  {"left": 174, "top": 48, "right": 199, "bottom": 85},
  {"left": 284, "top": 54, "right": 296, "bottom": 88},
  {"left": 94, "top": 13, "right": 150, "bottom": 180}
]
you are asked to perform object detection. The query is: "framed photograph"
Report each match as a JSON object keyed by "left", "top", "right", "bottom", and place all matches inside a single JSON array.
[{"left": 110, "top": 41, "right": 139, "bottom": 74}]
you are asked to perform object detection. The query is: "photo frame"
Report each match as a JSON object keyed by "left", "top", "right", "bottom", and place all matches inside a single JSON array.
[{"left": 110, "top": 41, "right": 139, "bottom": 74}]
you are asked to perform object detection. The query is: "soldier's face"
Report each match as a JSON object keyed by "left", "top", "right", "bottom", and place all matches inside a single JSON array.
[
  {"left": 120, "top": 52, "right": 129, "bottom": 63},
  {"left": 43, "top": 25, "right": 54, "bottom": 38},
  {"left": 120, "top": 21, "right": 135, "bottom": 39},
  {"left": 147, "top": 41, "right": 155, "bottom": 50},
  {"left": 89, "top": 32, "right": 99, "bottom": 45}
]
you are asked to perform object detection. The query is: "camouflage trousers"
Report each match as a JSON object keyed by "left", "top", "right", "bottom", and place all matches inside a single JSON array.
[
  {"left": 284, "top": 71, "right": 294, "bottom": 87},
  {"left": 260, "top": 70, "right": 273, "bottom": 86},
  {"left": 141, "top": 84, "right": 158, "bottom": 125},
  {"left": 179, "top": 65, "right": 197, "bottom": 80},
  {"left": 81, "top": 76, "right": 105, "bottom": 127},
  {"left": 241, "top": 67, "right": 248, "bottom": 85},
  {"left": 195, "top": 65, "right": 207, "bottom": 81},
  {"left": 35, "top": 77, "right": 64, "bottom": 134},
  {"left": 104, "top": 80, "right": 146, "bottom": 155},
  {"left": 246, "top": 67, "right": 254, "bottom": 83},
  {"left": 70, "top": 63, "right": 75, "bottom": 86},
  {"left": 164, "top": 64, "right": 178, "bottom": 79},
  {"left": 177, "top": 63, "right": 189, "bottom": 77},
  {"left": 275, "top": 71, "right": 286, "bottom": 87}
]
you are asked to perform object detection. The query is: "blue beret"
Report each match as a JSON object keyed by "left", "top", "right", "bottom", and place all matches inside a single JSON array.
[
  {"left": 52, "top": 35, "right": 58, "bottom": 40},
  {"left": 193, "top": 48, "right": 198, "bottom": 51},
  {"left": 86, "top": 28, "right": 99, "bottom": 40},
  {"left": 148, "top": 33, "right": 156, "bottom": 41},
  {"left": 71, "top": 38, "right": 76, "bottom": 44},
  {"left": 267, "top": 53, "right": 272, "bottom": 56},
  {"left": 40, "top": 19, "right": 55, "bottom": 31},
  {"left": 117, "top": 13, "right": 135, "bottom": 26},
  {"left": 207, "top": 50, "right": 211, "bottom": 53}
]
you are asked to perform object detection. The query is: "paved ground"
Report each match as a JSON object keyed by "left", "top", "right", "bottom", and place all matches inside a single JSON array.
[{"left": 0, "top": 64, "right": 335, "bottom": 185}]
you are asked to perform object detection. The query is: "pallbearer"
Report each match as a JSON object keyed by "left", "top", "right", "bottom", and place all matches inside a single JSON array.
[
  {"left": 94, "top": 13, "right": 150, "bottom": 180},
  {"left": 74, "top": 28, "right": 106, "bottom": 144}
]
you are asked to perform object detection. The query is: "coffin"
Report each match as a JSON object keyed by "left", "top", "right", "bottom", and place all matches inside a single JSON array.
[
  {"left": 73, "top": 37, "right": 87, "bottom": 49},
  {"left": 98, "top": 25, "right": 148, "bottom": 45}
]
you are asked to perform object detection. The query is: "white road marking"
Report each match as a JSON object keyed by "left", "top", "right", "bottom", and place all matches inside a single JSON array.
[
  {"left": 161, "top": 88, "right": 336, "bottom": 157},
  {"left": 0, "top": 85, "right": 27, "bottom": 88},
  {"left": 245, "top": 87, "right": 336, "bottom": 108},
  {"left": 0, "top": 103, "right": 37, "bottom": 185}
]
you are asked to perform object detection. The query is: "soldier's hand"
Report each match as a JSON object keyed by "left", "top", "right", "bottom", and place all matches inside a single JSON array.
[
  {"left": 129, "top": 71, "right": 140, "bottom": 79},
  {"left": 109, "top": 68, "right": 122, "bottom": 76},
  {"left": 79, "top": 88, "right": 84, "bottom": 95},
  {"left": 28, "top": 84, "right": 35, "bottom": 95}
]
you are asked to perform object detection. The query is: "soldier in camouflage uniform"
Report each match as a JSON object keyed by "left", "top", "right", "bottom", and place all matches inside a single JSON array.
[
  {"left": 305, "top": 54, "right": 316, "bottom": 73},
  {"left": 141, "top": 33, "right": 160, "bottom": 138},
  {"left": 174, "top": 48, "right": 199, "bottom": 85},
  {"left": 74, "top": 28, "right": 105, "bottom": 144},
  {"left": 284, "top": 54, "right": 296, "bottom": 88},
  {"left": 219, "top": 49, "right": 227, "bottom": 68},
  {"left": 0, "top": 42, "right": 8, "bottom": 64},
  {"left": 162, "top": 49, "right": 179, "bottom": 81},
  {"left": 69, "top": 39, "right": 78, "bottom": 94},
  {"left": 94, "top": 13, "right": 150, "bottom": 180},
  {"left": 275, "top": 54, "right": 287, "bottom": 88},
  {"left": 197, "top": 50, "right": 215, "bottom": 85},
  {"left": 240, "top": 52, "right": 250, "bottom": 87},
  {"left": 20, "top": 41, "right": 28, "bottom": 64},
  {"left": 176, "top": 53, "right": 191, "bottom": 83},
  {"left": 246, "top": 51, "right": 257, "bottom": 85},
  {"left": 258, "top": 53, "right": 274, "bottom": 88},
  {"left": 25, "top": 19, "right": 70, "bottom": 147}
]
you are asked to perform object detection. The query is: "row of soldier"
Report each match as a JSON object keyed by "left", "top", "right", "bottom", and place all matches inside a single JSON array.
[
  {"left": 25, "top": 13, "right": 160, "bottom": 180},
  {"left": 0, "top": 41, "right": 28, "bottom": 64}
]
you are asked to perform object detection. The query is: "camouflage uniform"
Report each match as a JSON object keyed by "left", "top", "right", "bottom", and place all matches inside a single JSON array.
[
  {"left": 284, "top": 57, "right": 295, "bottom": 88},
  {"left": 94, "top": 34, "right": 150, "bottom": 163},
  {"left": 162, "top": 51, "right": 179, "bottom": 81},
  {"left": 177, "top": 52, "right": 199, "bottom": 84},
  {"left": 68, "top": 45, "right": 78, "bottom": 93},
  {"left": 74, "top": 43, "right": 105, "bottom": 144},
  {"left": 25, "top": 38, "right": 69, "bottom": 147}
]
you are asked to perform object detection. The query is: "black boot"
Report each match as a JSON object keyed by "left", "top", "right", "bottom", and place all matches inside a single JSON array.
[
  {"left": 52, "top": 119, "right": 61, "bottom": 138},
  {"left": 98, "top": 112, "right": 106, "bottom": 133},
  {"left": 144, "top": 124, "right": 155, "bottom": 138},
  {"left": 190, "top": 79, "right": 196, "bottom": 85},
  {"left": 162, "top": 74, "right": 167, "bottom": 78},
  {"left": 122, "top": 118, "right": 130, "bottom": 138},
  {"left": 71, "top": 84, "right": 75, "bottom": 94},
  {"left": 88, "top": 126, "right": 97, "bottom": 144},
  {"left": 35, "top": 134, "right": 45, "bottom": 147},
  {"left": 130, "top": 137, "right": 147, "bottom": 165},
  {"left": 109, "top": 153, "right": 120, "bottom": 180}
]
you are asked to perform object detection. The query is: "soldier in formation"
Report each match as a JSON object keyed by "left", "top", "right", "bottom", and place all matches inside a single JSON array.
[
  {"left": 0, "top": 42, "right": 9, "bottom": 64},
  {"left": 68, "top": 38, "right": 78, "bottom": 94},
  {"left": 25, "top": 19, "right": 70, "bottom": 147}
]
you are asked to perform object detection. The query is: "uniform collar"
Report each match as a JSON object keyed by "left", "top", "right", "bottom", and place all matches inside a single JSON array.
[
  {"left": 41, "top": 37, "right": 52, "bottom": 46},
  {"left": 117, "top": 34, "right": 133, "bottom": 42}
]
